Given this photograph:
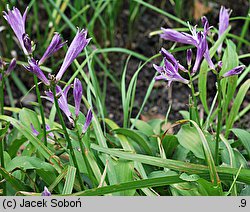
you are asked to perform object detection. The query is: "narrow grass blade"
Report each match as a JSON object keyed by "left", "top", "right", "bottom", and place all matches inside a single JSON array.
[
  {"left": 91, "top": 144, "right": 250, "bottom": 184},
  {"left": 225, "top": 79, "right": 250, "bottom": 137},
  {"left": 189, "top": 120, "right": 221, "bottom": 188},
  {"left": 62, "top": 166, "right": 76, "bottom": 195},
  {"left": 72, "top": 175, "right": 184, "bottom": 196}
]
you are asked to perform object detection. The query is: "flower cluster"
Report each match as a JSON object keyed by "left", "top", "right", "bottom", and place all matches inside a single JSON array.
[
  {"left": 44, "top": 79, "right": 93, "bottom": 133},
  {"left": 154, "top": 6, "right": 245, "bottom": 86},
  {"left": 3, "top": 6, "right": 93, "bottom": 133},
  {"left": 3, "top": 6, "right": 90, "bottom": 85}
]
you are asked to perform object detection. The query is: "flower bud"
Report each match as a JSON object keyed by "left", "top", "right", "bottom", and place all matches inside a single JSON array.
[{"left": 187, "top": 49, "right": 192, "bottom": 67}]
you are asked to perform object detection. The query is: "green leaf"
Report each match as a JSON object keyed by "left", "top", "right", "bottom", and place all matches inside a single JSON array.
[
  {"left": 62, "top": 166, "right": 76, "bottom": 195},
  {"left": 225, "top": 79, "right": 250, "bottom": 137},
  {"left": 179, "top": 173, "right": 200, "bottom": 182},
  {"left": 189, "top": 120, "right": 221, "bottom": 188},
  {"left": 19, "top": 108, "right": 42, "bottom": 133},
  {"left": 112, "top": 128, "right": 153, "bottom": 155},
  {"left": 162, "top": 134, "right": 179, "bottom": 158},
  {"left": 72, "top": 175, "right": 184, "bottom": 196},
  {"left": 0, "top": 121, "right": 10, "bottom": 137},
  {"left": 0, "top": 167, "right": 31, "bottom": 192},
  {"left": 220, "top": 40, "right": 239, "bottom": 118},
  {"left": 91, "top": 144, "right": 250, "bottom": 184},
  {"left": 130, "top": 119, "right": 155, "bottom": 136},
  {"left": 231, "top": 128, "right": 250, "bottom": 157},
  {"left": 113, "top": 159, "right": 135, "bottom": 196},
  {"left": 177, "top": 124, "right": 215, "bottom": 160},
  {"left": 0, "top": 115, "right": 62, "bottom": 172}
]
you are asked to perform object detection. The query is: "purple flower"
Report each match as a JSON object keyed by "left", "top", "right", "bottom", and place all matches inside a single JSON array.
[
  {"left": 5, "top": 58, "right": 16, "bottom": 76},
  {"left": 73, "top": 78, "right": 82, "bottom": 117},
  {"left": 23, "top": 59, "right": 50, "bottom": 86},
  {"left": 39, "top": 33, "right": 66, "bottom": 65},
  {"left": 22, "top": 33, "right": 32, "bottom": 55},
  {"left": 56, "top": 29, "right": 91, "bottom": 81},
  {"left": 3, "top": 7, "right": 30, "bottom": 55},
  {"left": 30, "top": 123, "right": 39, "bottom": 136},
  {"left": 160, "top": 17, "right": 214, "bottom": 73},
  {"left": 187, "top": 49, "right": 192, "bottom": 67},
  {"left": 30, "top": 123, "right": 54, "bottom": 138},
  {"left": 41, "top": 186, "right": 51, "bottom": 196},
  {"left": 222, "top": 65, "right": 245, "bottom": 78},
  {"left": 82, "top": 109, "right": 93, "bottom": 134},
  {"left": 160, "top": 27, "right": 198, "bottom": 46},
  {"left": 218, "top": 6, "right": 231, "bottom": 54},
  {"left": 153, "top": 48, "right": 189, "bottom": 86},
  {"left": 44, "top": 85, "right": 73, "bottom": 124}
]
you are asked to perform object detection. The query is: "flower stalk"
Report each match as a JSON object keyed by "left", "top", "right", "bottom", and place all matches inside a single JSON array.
[
  {"left": 0, "top": 69, "right": 6, "bottom": 195},
  {"left": 188, "top": 72, "right": 201, "bottom": 128},
  {"left": 215, "top": 76, "right": 222, "bottom": 166},
  {"left": 51, "top": 84, "right": 85, "bottom": 190},
  {"left": 33, "top": 75, "right": 47, "bottom": 146}
]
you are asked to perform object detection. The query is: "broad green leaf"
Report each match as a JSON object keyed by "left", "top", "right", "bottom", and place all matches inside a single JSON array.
[
  {"left": 112, "top": 128, "right": 153, "bottom": 155},
  {"left": 177, "top": 124, "right": 215, "bottom": 160},
  {"left": 6, "top": 156, "right": 56, "bottom": 173},
  {"left": 225, "top": 79, "right": 250, "bottom": 137},
  {"left": 231, "top": 128, "right": 250, "bottom": 157},
  {"left": 196, "top": 178, "right": 222, "bottom": 196},
  {"left": 19, "top": 108, "right": 41, "bottom": 133},
  {"left": 162, "top": 134, "right": 179, "bottom": 158},
  {"left": 0, "top": 121, "right": 10, "bottom": 137},
  {"left": 130, "top": 119, "right": 155, "bottom": 136},
  {"left": 0, "top": 167, "right": 31, "bottom": 192}
]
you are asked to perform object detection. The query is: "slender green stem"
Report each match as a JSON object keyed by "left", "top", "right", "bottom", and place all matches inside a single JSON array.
[
  {"left": 215, "top": 77, "right": 222, "bottom": 166},
  {"left": 34, "top": 76, "right": 47, "bottom": 146},
  {"left": 188, "top": 73, "right": 201, "bottom": 128},
  {"left": 51, "top": 84, "right": 85, "bottom": 191},
  {"left": 75, "top": 124, "right": 96, "bottom": 186},
  {"left": 0, "top": 71, "right": 6, "bottom": 195}
]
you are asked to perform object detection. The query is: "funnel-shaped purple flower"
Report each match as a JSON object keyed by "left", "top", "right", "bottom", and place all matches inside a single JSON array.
[
  {"left": 23, "top": 59, "right": 50, "bottom": 86},
  {"left": 73, "top": 78, "right": 82, "bottom": 117},
  {"left": 41, "top": 186, "right": 51, "bottom": 196},
  {"left": 82, "top": 109, "right": 93, "bottom": 134},
  {"left": 153, "top": 48, "right": 189, "bottom": 86},
  {"left": 56, "top": 29, "right": 91, "bottom": 81},
  {"left": 44, "top": 85, "right": 73, "bottom": 124},
  {"left": 3, "top": 7, "right": 30, "bottom": 55},
  {"left": 160, "top": 27, "right": 198, "bottom": 46},
  {"left": 39, "top": 33, "right": 66, "bottom": 65},
  {"left": 218, "top": 6, "right": 231, "bottom": 54},
  {"left": 222, "top": 65, "right": 245, "bottom": 78}
]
